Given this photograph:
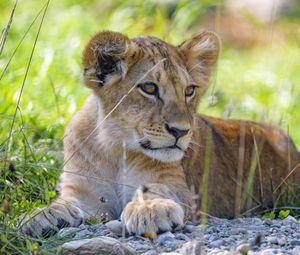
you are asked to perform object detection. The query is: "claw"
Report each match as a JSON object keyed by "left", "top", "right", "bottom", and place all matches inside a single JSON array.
[
  {"left": 57, "top": 218, "right": 70, "bottom": 229},
  {"left": 41, "top": 227, "right": 57, "bottom": 238}
]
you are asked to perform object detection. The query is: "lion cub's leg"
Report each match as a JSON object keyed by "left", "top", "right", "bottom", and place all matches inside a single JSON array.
[
  {"left": 121, "top": 183, "right": 190, "bottom": 235},
  {"left": 22, "top": 174, "right": 99, "bottom": 237},
  {"left": 21, "top": 196, "right": 87, "bottom": 237}
]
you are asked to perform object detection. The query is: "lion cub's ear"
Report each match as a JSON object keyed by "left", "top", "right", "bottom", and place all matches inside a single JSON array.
[
  {"left": 83, "top": 31, "right": 138, "bottom": 89},
  {"left": 179, "top": 31, "right": 220, "bottom": 85}
]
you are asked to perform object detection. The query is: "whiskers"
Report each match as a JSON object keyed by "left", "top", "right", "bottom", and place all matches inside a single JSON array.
[
  {"left": 189, "top": 140, "right": 203, "bottom": 148},
  {"left": 186, "top": 141, "right": 197, "bottom": 154}
]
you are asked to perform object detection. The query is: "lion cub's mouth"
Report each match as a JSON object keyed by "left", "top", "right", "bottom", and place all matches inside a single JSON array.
[
  {"left": 139, "top": 140, "right": 186, "bottom": 162},
  {"left": 140, "top": 140, "right": 183, "bottom": 151}
]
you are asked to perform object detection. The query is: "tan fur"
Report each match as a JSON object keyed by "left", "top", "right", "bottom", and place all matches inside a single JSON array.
[{"left": 22, "top": 31, "right": 300, "bottom": 237}]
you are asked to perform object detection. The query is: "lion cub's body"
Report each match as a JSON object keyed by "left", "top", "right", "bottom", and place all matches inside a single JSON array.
[
  {"left": 64, "top": 95, "right": 300, "bottom": 220},
  {"left": 22, "top": 31, "right": 300, "bottom": 237},
  {"left": 185, "top": 115, "right": 300, "bottom": 217}
]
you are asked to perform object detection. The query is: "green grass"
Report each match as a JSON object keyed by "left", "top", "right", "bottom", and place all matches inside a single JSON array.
[{"left": 1, "top": 0, "right": 300, "bottom": 254}]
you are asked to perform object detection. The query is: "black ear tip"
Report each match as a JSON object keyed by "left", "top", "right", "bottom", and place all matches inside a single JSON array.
[
  {"left": 82, "top": 32, "right": 131, "bottom": 89},
  {"left": 83, "top": 31, "right": 130, "bottom": 68}
]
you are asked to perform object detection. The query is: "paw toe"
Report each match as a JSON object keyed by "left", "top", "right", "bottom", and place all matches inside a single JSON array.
[
  {"left": 57, "top": 218, "right": 70, "bottom": 229},
  {"left": 122, "top": 198, "right": 184, "bottom": 236}
]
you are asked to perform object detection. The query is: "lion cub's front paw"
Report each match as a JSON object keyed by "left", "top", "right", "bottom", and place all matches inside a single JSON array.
[
  {"left": 121, "top": 198, "right": 184, "bottom": 235},
  {"left": 20, "top": 202, "right": 85, "bottom": 238}
]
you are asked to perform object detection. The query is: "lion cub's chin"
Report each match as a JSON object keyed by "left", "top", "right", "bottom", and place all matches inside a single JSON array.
[{"left": 142, "top": 148, "right": 185, "bottom": 162}]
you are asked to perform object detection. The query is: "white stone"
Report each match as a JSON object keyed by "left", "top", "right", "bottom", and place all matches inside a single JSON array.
[{"left": 61, "top": 236, "right": 136, "bottom": 255}]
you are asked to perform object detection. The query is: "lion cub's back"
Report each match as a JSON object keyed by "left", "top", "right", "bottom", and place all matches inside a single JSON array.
[{"left": 183, "top": 115, "right": 300, "bottom": 217}]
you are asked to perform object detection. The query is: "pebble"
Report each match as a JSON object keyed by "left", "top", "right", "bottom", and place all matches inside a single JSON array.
[
  {"left": 61, "top": 236, "right": 135, "bottom": 255},
  {"left": 272, "top": 223, "right": 281, "bottom": 228},
  {"left": 263, "top": 219, "right": 273, "bottom": 226},
  {"left": 105, "top": 220, "right": 126, "bottom": 237},
  {"left": 179, "top": 240, "right": 201, "bottom": 254},
  {"left": 57, "top": 227, "right": 80, "bottom": 238},
  {"left": 236, "top": 243, "right": 250, "bottom": 254},
  {"left": 293, "top": 233, "right": 300, "bottom": 239},
  {"left": 292, "top": 247, "right": 300, "bottom": 255},
  {"left": 141, "top": 250, "right": 158, "bottom": 255},
  {"left": 278, "top": 237, "right": 287, "bottom": 246},
  {"left": 231, "top": 227, "right": 247, "bottom": 235},
  {"left": 174, "top": 233, "right": 190, "bottom": 241},
  {"left": 142, "top": 250, "right": 158, "bottom": 255},
  {"left": 210, "top": 239, "right": 224, "bottom": 248},
  {"left": 73, "top": 229, "right": 93, "bottom": 239},
  {"left": 157, "top": 232, "right": 177, "bottom": 250},
  {"left": 157, "top": 232, "right": 175, "bottom": 244},
  {"left": 42, "top": 217, "right": 300, "bottom": 255},
  {"left": 284, "top": 216, "right": 297, "bottom": 223},
  {"left": 267, "top": 236, "right": 279, "bottom": 245},
  {"left": 291, "top": 239, "right": 300, "bottom": 247},
  {"left": 183, "top": 224, "right": 194, "bottom": 233}
]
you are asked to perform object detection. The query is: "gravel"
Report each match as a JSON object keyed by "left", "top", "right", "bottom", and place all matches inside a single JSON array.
[{"left": 49, "top": 217, "right": 300, "bottom": 255}]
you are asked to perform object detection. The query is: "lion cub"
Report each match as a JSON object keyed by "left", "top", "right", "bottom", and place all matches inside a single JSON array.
[{"left": 22, "top": 31, "right": 300, "bottom": 237}]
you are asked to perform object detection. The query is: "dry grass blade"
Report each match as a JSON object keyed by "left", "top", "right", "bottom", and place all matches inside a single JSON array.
[
  {"left": 200, "top": 127, "right": 212, "bottom": 225},
  {"left": 273, "top": 162, "right": 300, "bottom": 193},
  {"left": 49, "top": 76, "right": 60, "bottom": 117},
  {"left": 253, "top": 129, "right": 264, "bottom": 201},
  {"left": 17, "top": 105, "right": 38, "bottom": 163},
  {"left": 235, "top": 121, "right": 246, "bottom": 216},
  {"left": 0, "top": 29, "right": 5, "bottom": 46},
  {"left": 0, "top": 1, "right": 47, "bottom": 81},
  {"left": 3, "top": 0, "right": 51, "bottom": 171},
  {"left": 0, "top": 0, "right": 18, "bottom": 56},
  {"left": 240, "top": 204, "right": 263, "bottom": 217},
  {"left": 241, "top": 129, "right": 265, "bottom": 212}
]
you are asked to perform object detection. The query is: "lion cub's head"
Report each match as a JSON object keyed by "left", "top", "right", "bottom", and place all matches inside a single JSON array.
[{"left": 83, "top": 31, "right": 220, "bottom": 162}]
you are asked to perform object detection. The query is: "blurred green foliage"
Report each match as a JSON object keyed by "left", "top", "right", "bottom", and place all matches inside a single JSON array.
[{"left": 0, "top": 0, "right": 299, "bottom": 253}]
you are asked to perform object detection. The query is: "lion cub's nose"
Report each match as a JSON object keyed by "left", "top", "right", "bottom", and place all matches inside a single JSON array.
[{"left": 165, "top": 123, "right": 189, "bottom": 139}]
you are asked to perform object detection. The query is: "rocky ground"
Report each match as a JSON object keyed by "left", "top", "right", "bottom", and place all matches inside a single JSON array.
[{"left": 48, "top": 216, "right": 300, "bottom": 255}]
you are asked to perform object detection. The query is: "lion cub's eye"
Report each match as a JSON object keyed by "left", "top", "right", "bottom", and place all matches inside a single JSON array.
[
  {"left": 137, "top": 82, "right": 159, "bottom": 97},
  {"left": 185, "top": 85, "right": 196, "bottom": 97}
]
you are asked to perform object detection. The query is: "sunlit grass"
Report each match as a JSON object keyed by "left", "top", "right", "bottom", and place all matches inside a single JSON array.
[{"left": 1, "top": 0, "right": 299, "bottom": 253}]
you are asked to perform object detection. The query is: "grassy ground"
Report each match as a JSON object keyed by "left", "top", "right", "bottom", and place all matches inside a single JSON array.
[{"left": 1, "top": 0, "right": 300, "bottom": 254}]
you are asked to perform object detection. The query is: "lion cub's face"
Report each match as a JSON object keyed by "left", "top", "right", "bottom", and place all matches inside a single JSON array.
[{"left": 83, "top": 31, "right": 219, "bottom": 162}]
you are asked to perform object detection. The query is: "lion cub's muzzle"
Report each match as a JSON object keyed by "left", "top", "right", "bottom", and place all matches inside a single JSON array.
[
  {"left": 164, "top": 123, "right": 189, "bottom": 140},
  {"left": 140, "top": 122, "right": 191, "bottom": 152},
  {"left": 139, "top": 122, "right": 191, "bottom": 162}
]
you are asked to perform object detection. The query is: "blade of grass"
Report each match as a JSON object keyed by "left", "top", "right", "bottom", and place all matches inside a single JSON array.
[
  {"left": 48, "top": 76, "right": 60, "bottom": 117},
  {"left": 273, "top": 162, "right": 300, "bottom": 193},
  {"left": 0, "top": 1, "right": 47, "bottom": 81},
  {"left": 241, "top": 129, "right": 265, "bottom": 212},
  {"left": 2, "top": 0, "right": 51, "bottom": 194},
  {"left": 235, "top": 121, "right": 246, "bottom": 216},
  {"left": 200, "top": 126, "right": 212, "bottom": 225},
  {"left": 0, "top": 0, "right": 18, "bottom": 56}
]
